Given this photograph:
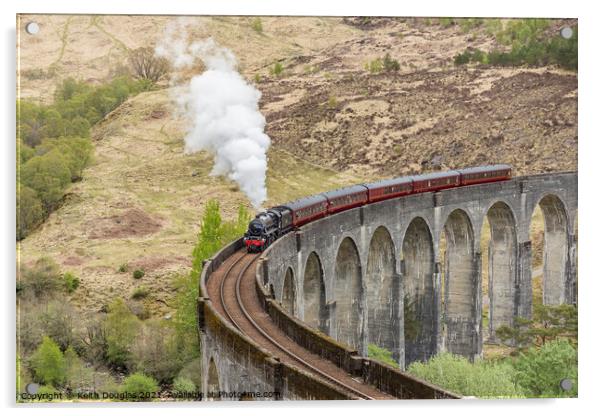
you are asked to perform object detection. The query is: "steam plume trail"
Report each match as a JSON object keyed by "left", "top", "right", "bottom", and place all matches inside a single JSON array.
[{"left": 156, "top": 19, "right": 270, "bottom": 208}]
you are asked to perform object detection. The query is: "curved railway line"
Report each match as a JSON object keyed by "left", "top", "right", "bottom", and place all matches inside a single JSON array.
[{"left": 206, "top": 248, "right": 392, "bottom": 400}]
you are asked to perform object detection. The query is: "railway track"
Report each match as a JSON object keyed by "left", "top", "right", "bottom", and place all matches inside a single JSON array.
[{"left": 206, "top": 249, "right": 392, "bottom": 400}]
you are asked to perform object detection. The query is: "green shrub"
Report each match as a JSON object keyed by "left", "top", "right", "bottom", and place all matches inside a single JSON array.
[
  {"left": 485, "top": 19, "right": 503, "bottom": 37},
  {"left": 63, "top": 346, "right": 95, "bottom": 391},
  {"left": 63, "top": 272, "right": 80, "bottom": 293},
  {"left": 250, "top": 17, "right": 263, "bottom": 33},
  {"left": 132, "top": 269, "right": 145, "bottom": 279},
  {"left": 118, "top": 263, "right": 129, "bottom": 273},
  {"left": 176, "top": 359, "right": 203, "bottom": 391},
  {"left": 365, "top": 54, "right": 399, "bottom": 73},
  {"left": 547, "top": 27, "right": 578, "bottom": 70},
  {"left": 132, "top": 319, "right": 182, "bottom": 383},
  {"left": 271, "top": 62, "right": 284, "bottom": 77},
  {"left": 327, "top": 96, "right": 338, "bottom": 109},
  {"left": 120, "top": 372, "right": 159, "bottom": 401},
  {"left": 454, "top": 51, "right": 470, "bottom": 65},
  {"left": 23, "top": 68, "right": 51, "bottom": 80},
  {"left": 34, "top": 385, "right": 60, "bottom": 402},
  {"left": 18, "top": 142, "right": 36, "bottom": 165},
  {"left": 20, "top": 150, "right": 72, "bottom": 211},
  {"left": 30, "top": 336, "right": 66, "bottom": 386},
  {"left": 368, "top": 344, "right": 398, "bottom": 367},
  {"left": 438, "top": 17, "right": 455, "bottom": 28},
  {"left": 407, "top": 353, "right": 523, "bottom": 397},
  {"left": 454, "top": 48, "right": 487, "bottom": 66},
  {"left": 17, "top": 185, "right": 44, "bottom": 240},
  {"left": 173, "top": 376, "right": 197, "bottom": 395},
  {"left": 513, "top": 339, "right": 577, "bottom": 397},
  {"left": 458, "top": 18, "right": 483, "bottom": 33},
  {"left": 131, "top": 285, "right": 150, "bottom": 299},
  {"left": 496, "top": 18, "right": 550, "bottom": 46},
  {"left": 103, "top": 298, "right": 141, "bottom": 368},
  {"left": 21, "top": 257, "right": 62, "bottom": 298},
  {"left": 303, "top": 65, "right": 318, "bottom": 74},
  {"left": 38, "top": 300, "right": 79, "bottom": 351},
  {"left": 456, "top": 20, "right": 577, "bottom": 71},
  {"left": 36, "top": 137, "right": 93, "bottom": 180},
  {"left": 383, "top": 53, "right": 401, "bottom": 72},
  {"left": 365, "top": 58, "right": 384, "bottom": 73}
]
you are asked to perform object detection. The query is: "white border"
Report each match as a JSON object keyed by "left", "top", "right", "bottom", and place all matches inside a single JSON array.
[{"left": 3, "top": 1, "right": 600, "bottom": 416}]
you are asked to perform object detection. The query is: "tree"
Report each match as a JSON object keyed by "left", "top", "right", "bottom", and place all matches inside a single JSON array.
[
  {"left": 128, "top": 47, "right": 170, "bottom": 83},
  {"left": 36, "top": 137, "right": 93, "bottom": 180},
  {"left": 131, "top": 319, "right": 182, "bottom": 383},
  {"left": 120, "top": 372, "right": 159, "bottom": 401},
  {"left": 59, "top": 137, "right": 93, "bottom": 179},
  {"left": 54, "top": 78, "right": 90, "bottom": 102},
  {"left": 40, "top": 109, "right": 66, "bottom": 138},
  {"left": 68, "top": 116, "right": 91, "bottom": 138},
  {"left": 30, "top": 336, "right": 66, "bottom": 386},
  {"left": 513, "top": 339, "right": 577, "bottom": 397},
  {"left": 19, "top": 143, "right": 35, "bottom": 165},
  {"left": 191, "top": 200, "right": 223, "bottom": 275},
  {"left": 103, "top": 298, "right": 141, "bottom": 368},
  {"left": 496, "top": 304, "right": 578, "bottom": 350},
  {"left": 64, "top": 346, "right": 94, "bottom": 392},
  {"left": 20, "top": 151, "right": 72, "bottom": 211},
  {"left": 18, "top": 101, "right": 46, "bottom": 147},
  {"left": 80, "top": 312, "right": 108, "bottom": 366},
  {"left": 17, "top": 185, "right": 44, "bottom": 240},
  {"left": 173, "top": 201, "right": 250, "bottom": 362},
  {"left": 39, "top": 300, "right": 78, "bottom": 351},
  {"left": 21, "top": 257, "right": 62, "bottom": 298}
]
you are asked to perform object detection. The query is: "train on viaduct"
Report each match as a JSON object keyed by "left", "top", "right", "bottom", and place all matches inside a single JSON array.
[{"left": 197, "top": 170, "right": 577, "bottom": 400}]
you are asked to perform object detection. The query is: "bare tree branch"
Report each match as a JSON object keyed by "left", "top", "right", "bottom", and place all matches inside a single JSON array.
[{"left": 128, "top": 47, "right": 170, "bottom": 83}]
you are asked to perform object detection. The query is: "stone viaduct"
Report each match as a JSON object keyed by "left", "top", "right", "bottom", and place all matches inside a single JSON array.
[{"left": 198, "top": 171, "right": 577, "bottom": 398}]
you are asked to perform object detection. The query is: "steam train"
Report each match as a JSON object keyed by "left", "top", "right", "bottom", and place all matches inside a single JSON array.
[{"left": 243, "top": 165, "right": 512, "bottom": 252}]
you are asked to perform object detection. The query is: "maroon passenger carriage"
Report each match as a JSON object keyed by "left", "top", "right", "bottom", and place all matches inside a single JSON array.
[{"left": 244, "top": 164, "right": 512, "bottom": 252}]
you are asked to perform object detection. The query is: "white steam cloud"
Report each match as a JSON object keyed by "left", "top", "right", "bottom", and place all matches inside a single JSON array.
[{"left": 156, "top": 19, "right": 270, "bottom": 208}]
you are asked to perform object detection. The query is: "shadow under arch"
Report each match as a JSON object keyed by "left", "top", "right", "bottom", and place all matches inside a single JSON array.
[
  {"left": 439, "top": 209, "right": 478, "bottom": 358},
  {"left": 482, "top": 201, "right": 517, "bottom": 343},
  {"left": 334, "top": 237, "right": 363, "bottom": 350},
  {"left": 282, "top": 267, "right": 296, "bottom": 316},
  {"left": 206, "top": 357, "right": 220, "bottom": 401},
  {"left": 366, "top": 226, "right": 399, "bottom": 362},
  {"left": 402, "top": 216, "right": 436, "bottom": 366},
  {"left": 303, "top": 252, "right": 327, "bottom": 333},
  {"left": 529, "top": 194, "right": 569, "bottom": 306}
]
